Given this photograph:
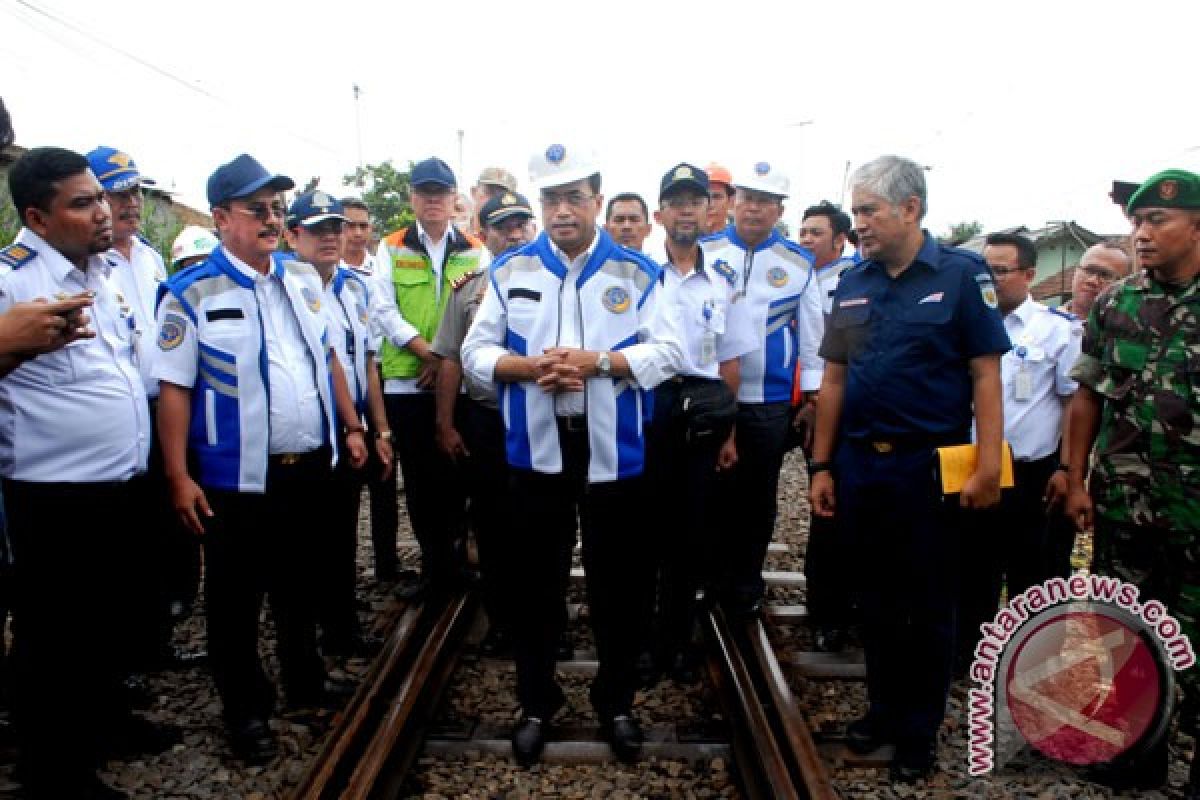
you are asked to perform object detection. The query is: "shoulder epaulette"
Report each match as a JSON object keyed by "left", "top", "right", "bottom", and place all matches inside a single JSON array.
[
  {"left": 452, "top": 269, "right": 482, "bottom": 292},
  {"left": 1047, "top": 306, "right": 1077, "bottom": 322},
  {"left": 0, "top": 243, "right": 37, "bottom": 269}
]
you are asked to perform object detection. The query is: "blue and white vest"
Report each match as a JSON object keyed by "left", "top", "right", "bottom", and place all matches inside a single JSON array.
[
  {"left": 489, "top": 231, "right": 660, "bottom": 482},
  {"left": 156, "top": 248, "right": 338, "bottom": 492},
  {"left": 325, "top": 267, "right": 373, "bottom": 416}
]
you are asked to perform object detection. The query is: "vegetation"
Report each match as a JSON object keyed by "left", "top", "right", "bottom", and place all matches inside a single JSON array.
[{"left": 343, "top": 160, "right": 415, "bottom": 234}]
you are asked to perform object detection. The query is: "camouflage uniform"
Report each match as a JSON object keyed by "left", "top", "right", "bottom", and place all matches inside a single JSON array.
[{"left": 1070, "top": 270, "right": 1200, "bottom": 715}]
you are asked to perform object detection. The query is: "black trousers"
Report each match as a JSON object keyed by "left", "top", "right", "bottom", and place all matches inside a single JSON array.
[
  {"left": 202, "top": 449, "right": 331, "bottom": 726},
  {"left": 713, "top": 402, "right": 791, "bottom": 606},
  {"left": 458, "top": 396, "right": 514, "bottom": 633},
  {"left": 645, "top": 380, "right": 723, "bottom": 658},
  {"left": 835, "top": 441, "right": 958, "bottom": 747},
  {"left": 957, "top": 453, "right": 1058, "bottom": 656},
  {"left": 364, "top": 435, "right": 399, "bottom": 579},
  {"left": 4, "top": 478, "right": 142, "bottom": 792},
  {"left": 802, "top": 465, "right": 855, "bottom": 631},
  {"left": 386, "top": 392, "right": 466, "bottom": 586},
  {"left": 318, "top": 435, "right": 368, "bottom": 649},
  {"left": 509, "top": 422, "right": 651, "bottom": 720}
]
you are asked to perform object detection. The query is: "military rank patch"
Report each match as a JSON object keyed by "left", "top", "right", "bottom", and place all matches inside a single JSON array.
[
  {"left": 0, "top": 243, "right": 36, "bottom": 269},
  {"left": 766, "top": 266, "right": 789, "bottom": 287},
  {"left": 301, "top": 287, "right": 321, "bottom": 313},
  {"left": 451, "top": 270, "right": 481, "bottom": 292},
  {"left": 158, "top": 312, "right": 187, "bottom": 351},
  {"left": 602, "top": 285, "right": 631, "bottom": 313}
]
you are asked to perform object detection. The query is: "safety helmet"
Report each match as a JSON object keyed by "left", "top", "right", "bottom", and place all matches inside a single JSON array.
[
  {"left": 171, "top": 225, "right": 219, "bottom": 267},
  {"left": 733, "top": 160, "right": 790, "bottom": 198},
  {"left": 528, "top": 142, "right": 600, "bottom": 191}
]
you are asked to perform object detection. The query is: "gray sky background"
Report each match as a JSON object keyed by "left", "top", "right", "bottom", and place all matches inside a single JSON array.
[{"left": 3, "top": 0, "right": 1198, "bottom": 239}]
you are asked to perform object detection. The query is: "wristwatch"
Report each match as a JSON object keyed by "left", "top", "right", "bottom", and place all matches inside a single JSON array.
[
  {"left": 596, "top": 351, "right": 613, "bottom": 378},
  {"left": 375, "top": 430, "right": 393, "bottom": 441}
]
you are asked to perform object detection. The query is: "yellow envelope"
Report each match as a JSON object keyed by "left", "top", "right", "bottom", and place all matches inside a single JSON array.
[{"left": 936, "top": 442, "right": 1016, "bottom": 495}]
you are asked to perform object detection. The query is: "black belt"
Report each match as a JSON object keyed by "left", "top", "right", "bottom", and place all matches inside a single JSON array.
[
  {"left": 557, "top": 415, "right": 588, "bottom": 433},
  {"left": 846, "top": 433, "right": 965, "bottom": 454},
  {"left": 268, "top": 445, "right": 330, "bottom": 468}
]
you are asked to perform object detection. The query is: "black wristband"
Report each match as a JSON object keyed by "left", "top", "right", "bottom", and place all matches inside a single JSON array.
[{"left": 809, "top": 461, "right": 833, "bottom": 474}]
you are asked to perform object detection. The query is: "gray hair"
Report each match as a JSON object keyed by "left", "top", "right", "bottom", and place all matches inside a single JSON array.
[{"left": 850, "top": 155, "right": 927, "bottom": 220}]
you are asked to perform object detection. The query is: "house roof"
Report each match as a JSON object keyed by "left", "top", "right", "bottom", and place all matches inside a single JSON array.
[
  {"left": 1031, "top": 266, "right": 1076, "bottom": 304},
  {"left": 959, "top": 221, "right": 1106, "bottom": 255}
]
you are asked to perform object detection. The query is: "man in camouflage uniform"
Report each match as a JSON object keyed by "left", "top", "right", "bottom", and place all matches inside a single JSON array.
[{"left": 1066, "top": 168, "right": 1200, "bottom": 795}]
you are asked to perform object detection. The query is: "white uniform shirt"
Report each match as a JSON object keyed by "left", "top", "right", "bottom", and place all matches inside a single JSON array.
[
  {"left": 324, "top": 272, "right": 376, "bottom": 419},
  {"left": 548, "top": 234, "right": 600, "bottom": 417},
  {"left": 106, "top": 236, "right": 167, "bottom": 398},
  {"left": 815, "top": 256, "right": 857, "bottom": 316},
  {"left": 660, "top": 251, "right": 758, "bottom": 379},
  {"left": 0, "top": 229, "right": 151, "bottom": 481},
  {"left": 224, "top": 249, "right": 325, "bottom": 454},
  {"left": 977, "top": 296, "right": 1079, "bottom": 461}
]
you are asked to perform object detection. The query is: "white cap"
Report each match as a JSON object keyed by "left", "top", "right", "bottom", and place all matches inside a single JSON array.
[
  {"left": 171, "top": 225, "right": 219, "bottom": 266},
  {"left": 528, "top": 142, "right": 600, "bottom": 191},
  {"left": 733, "top": 160, "right": 790, "bottom": 198}
]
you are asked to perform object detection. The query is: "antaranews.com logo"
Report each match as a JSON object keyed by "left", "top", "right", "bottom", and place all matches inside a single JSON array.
[{"left": 966, "top": 573, "right": 1195, "bottom": 776}]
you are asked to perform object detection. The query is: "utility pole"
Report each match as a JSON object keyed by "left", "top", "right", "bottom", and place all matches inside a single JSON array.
[
  {"left": 352, "top": 84, "right": 364, "bottom": 185},
  {"left": 456, "top": 129, "right": 465, "bottom": 185}
]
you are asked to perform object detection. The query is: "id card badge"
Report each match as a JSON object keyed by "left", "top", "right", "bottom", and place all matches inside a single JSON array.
[
  {"left": 700, "top": 331, "right": 717, "bottom": 366},
  {"left": 1014, "top": 365, "right": 1033, "bottom": 400}
]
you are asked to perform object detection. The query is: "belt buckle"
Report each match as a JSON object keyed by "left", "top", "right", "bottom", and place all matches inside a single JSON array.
[
  {"left": 280, "top": 453, "right": 301, "bottom": 466},
  {"left": 871, "top": 441, "right": 893, "bottom": 454},
  {"left": 563, "top": 416, "right": 586, "bottom": 433}
]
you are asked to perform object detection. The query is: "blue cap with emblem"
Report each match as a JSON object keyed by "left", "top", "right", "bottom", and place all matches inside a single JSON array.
[
  {"left": 86, "top": 146, "right": 156, "bottom": 192},
  {"left": 206, "top": 154, "right": 295, "bottom": 207},
  {"left": 410, "top": 157, "right": 457, "bottom": 190},
  {"left": 286, "top": 190, "right": 348, "bottom": 229}
]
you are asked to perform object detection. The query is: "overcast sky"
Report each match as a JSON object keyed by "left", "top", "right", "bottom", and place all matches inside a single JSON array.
[{"left": 4, "top": 0, "right": 1198, "bottom": 240}]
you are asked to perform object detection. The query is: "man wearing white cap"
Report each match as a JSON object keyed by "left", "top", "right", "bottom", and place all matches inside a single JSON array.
[
  {"left": 462, "top": 142, "right": 683, "bottom": 766},
  {"left": 171, "top": 225, "right": 219, "bottom": 271},
  {"left": 701, "top": 161, "right": 824, "bottom": 614}
]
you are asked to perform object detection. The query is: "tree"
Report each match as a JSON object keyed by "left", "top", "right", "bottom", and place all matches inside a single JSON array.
[
  {"left": 343, "top": 160, "right": 415, "bottom": 233},
  {"left": 941, "top": 220, "right": 983, "bottom": 246}
]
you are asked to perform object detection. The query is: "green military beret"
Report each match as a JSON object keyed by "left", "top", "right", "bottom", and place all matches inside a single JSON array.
[{"left": 1126, "top": 168, "right": 1200, "bottom": 212}]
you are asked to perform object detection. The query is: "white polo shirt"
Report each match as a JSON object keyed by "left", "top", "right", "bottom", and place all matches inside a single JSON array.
[
  {"left": 0, "top": 229, "right": 151, "bottom": 481},
  {"left": 106, "top": 235, "right": 167, "bottom": 398}
]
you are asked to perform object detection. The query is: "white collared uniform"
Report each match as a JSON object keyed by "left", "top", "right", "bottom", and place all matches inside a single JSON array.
[
  {"left": 701, "top": 227, "right": 824, "bottom": 403},
  {"left": 106, "top": 235, "right": 167, "bottom": 398},
  {"left": 155, "top": 247, "right": 337, "bottom": 492},
  {"left": 462, "top": 230, "right": 684, "bottom": 482},
  {"left": 0, "top": 229, "right": 150, "bottom": 481},
  {"left": 659, "top": 252, "right": 758, "bottom": 379},
  {"left": 324, "top": 267, "right": 376, "bottom": 418},
  {"left": 815, "top": 256, "right": 858, "bottom": 316},
  {"left": 974, "top": 296, "right": 1079, "bottom": 461}
]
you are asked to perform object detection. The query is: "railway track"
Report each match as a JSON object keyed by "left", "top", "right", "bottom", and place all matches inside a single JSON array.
[{"left": 291, "top": 559, "right": 863, "bottom": 799}]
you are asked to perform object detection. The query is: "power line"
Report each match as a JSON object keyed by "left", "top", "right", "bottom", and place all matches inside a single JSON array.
[{"left": 5, "top": 0, "right": 341, "bottom": 156}]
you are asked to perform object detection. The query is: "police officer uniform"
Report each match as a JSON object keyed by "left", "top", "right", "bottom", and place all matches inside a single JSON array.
[
  {"left": 430, "top": 191, "right": 535, "bottom": 653},
  {"left": 959, "top": 295, "right": 1079, "bottom": 656},
  {"left": 0, "top": 227, "right": 152, "bottom": 794},
  {"left": 155, "top": 156, "right": 352, "bottom": 756},
  {"left": 645, "top": 164, "right": 758, "bottom": 675},
  {"left": 461, "top": 141, "right": 684, "bottom": 763},
  {"left": 819, "top": 230, "right": 1010, "bottom": 773},
  {"left": 701, "top": 162, "right": 824, "bottom": 611}
]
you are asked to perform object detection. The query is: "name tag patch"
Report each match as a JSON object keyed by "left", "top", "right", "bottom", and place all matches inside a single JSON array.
[
  {"left": 206, "top": 308, "right": 245, "bottom": 321},
  {"left": 918, "top": 292, "right": 944, "bottom": 304},
  {"left": 508, "top": 287, "right": 541, "bottom": 302},
  {"left": 839, "top": 297, "right": 869, "bottom": 308}
]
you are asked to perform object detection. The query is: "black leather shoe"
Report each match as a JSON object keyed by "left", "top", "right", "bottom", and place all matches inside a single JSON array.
[
  {"left": 394, "top": 576, "right": 430, "bottom": 601},
  {"left": 889, "top": 740, "right": 936, "bottom": 784},
  {"left": 287, "top": 677, "right": 358, "bottom": 710},
  {"left": 228, "top": 718, "right": 277, "bottom": 765},
  {"left": 324, "top": 633, "right": 385, "bottom": 659},
  {"left": 603, "top": 714, "right": 643, "bottom": 763},
  {"left": 845, "top": 715, "right": 893, "bottom": 755},
  {"left": 511, "top": 715, "right": 546, "bottom": 767},
  {"left": 103, "top": 715, "right": 183, "bottom": 758},
  {"left": 479, "top": 626, "right": 512, "bottom": 657}
]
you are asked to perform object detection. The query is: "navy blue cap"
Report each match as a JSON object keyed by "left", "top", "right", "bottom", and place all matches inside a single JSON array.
[
  {"left": 206, "top": 154, "right": 295, "bottom": 207},
  {"left": 86, "top": 146, "right": 155, "bottom": 191},
  {"left": 480, "top": 192, "right": 533, "bottom": 227},
  {"left": 659, "top": 162, "right": 709, "bottom": 200},
  {"left": 410, "top": 157, "right": 456, "bottom": 189},
  {"left": 286, "top": 190, "right": 347, "bottom": 229}
]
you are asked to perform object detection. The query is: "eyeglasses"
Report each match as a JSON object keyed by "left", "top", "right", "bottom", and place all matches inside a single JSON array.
[
  {"left": 662, "top": 195, "right": 707, "bottom": 210},
  {"left": 413, "top": 186, "right": 454, "bottom": 199},
  {"left": 1079, "top": 264, "right": 1119, "bottom": 282},
  {"left": 540, "top": 191, "right": 595, "bottom": 209},
  {"left": 345, "top": 221, "right": 372, "bottom": 231},
  {"left": 234, "top": 202, "right": 286, "bottom": 222},
  {"left": 990, "top": 266, "right": 1032, "bottom": 277},
  {"left": 303, "top": 219, "right": 345, "bottom": 235},
  {"left": 106, "top": 188, "right": 143, "bottom": 205}
]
